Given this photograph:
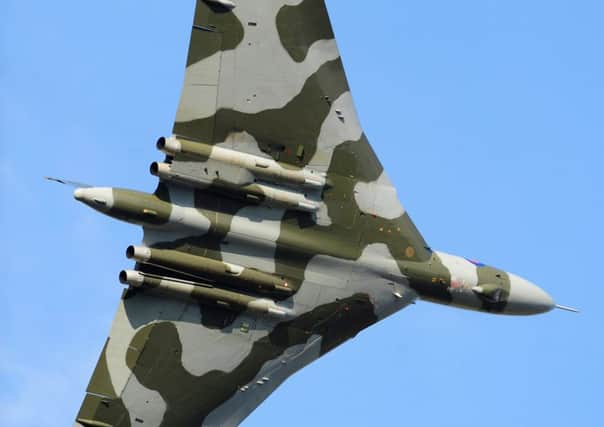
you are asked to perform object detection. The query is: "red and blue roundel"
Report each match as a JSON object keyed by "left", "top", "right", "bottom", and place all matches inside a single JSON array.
[{"left": 466, "top": 258, "right": 486, "bottom": 267}]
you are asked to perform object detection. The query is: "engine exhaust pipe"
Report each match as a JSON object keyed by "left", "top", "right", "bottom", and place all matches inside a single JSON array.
[
  {"left": 119, "top": 270, "right": 293, "bottom": 318},
  {"left": 126, "top": 245, "right": 294, "bottom": 296}
]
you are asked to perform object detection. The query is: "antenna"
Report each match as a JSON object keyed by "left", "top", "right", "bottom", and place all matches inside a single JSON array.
[
  {"left": 44, "top": 176, "right": 92, "bottom": 188},
  {"left": 555, "top": 304, "right": 579, "bottom": 313}
]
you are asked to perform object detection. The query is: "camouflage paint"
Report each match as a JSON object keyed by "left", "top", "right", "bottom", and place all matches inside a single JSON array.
[{"left": 72, "top": 2, "right": 555, "bottom": 426}]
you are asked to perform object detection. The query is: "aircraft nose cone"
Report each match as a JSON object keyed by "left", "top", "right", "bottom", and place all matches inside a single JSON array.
[{"left": 505, "top": 273, "right": 555, "bottom": 315}]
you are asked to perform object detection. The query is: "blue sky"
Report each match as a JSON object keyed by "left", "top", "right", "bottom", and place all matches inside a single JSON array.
[{"left": 1, "top": 1, "right": 602, "bottom": 426}]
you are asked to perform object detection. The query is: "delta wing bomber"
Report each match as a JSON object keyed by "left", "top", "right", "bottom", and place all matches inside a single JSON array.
[{"left": 51, "top": 1, "right": 576, "bottom": 426}]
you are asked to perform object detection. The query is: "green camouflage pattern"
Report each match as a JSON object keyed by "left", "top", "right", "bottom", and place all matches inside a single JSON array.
[{"left": 70, "top": 1, "right": 555, "bottom": 426}]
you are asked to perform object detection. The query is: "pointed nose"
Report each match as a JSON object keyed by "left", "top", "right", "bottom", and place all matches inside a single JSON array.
[{"left": 505, "top": 273, "right": 555, "bottom": 315}]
